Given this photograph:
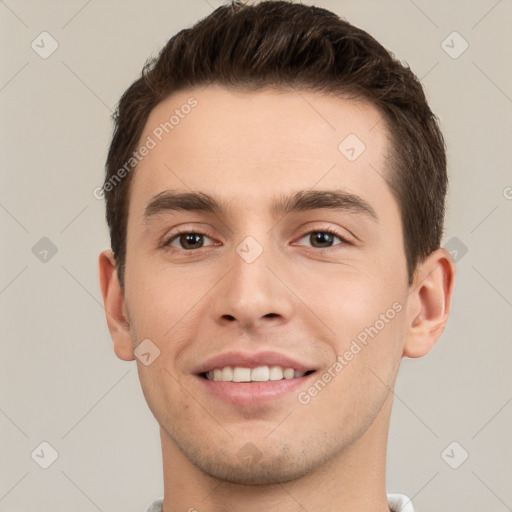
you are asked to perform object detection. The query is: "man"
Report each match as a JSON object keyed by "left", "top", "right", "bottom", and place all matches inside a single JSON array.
[{"left": 98, "top": 1, "right": 455, "bottom": 511}]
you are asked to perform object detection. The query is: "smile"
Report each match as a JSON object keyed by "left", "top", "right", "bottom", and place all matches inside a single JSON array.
[{"left": 202, "top": 365, "right": 315, "bottom": 382}]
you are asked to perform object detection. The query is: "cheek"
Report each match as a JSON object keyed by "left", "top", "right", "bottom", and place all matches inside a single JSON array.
[
  {"left": 304, "top": 264, "right": 404, "bottom": 339},
  {"left": 136, "top": 362, "right": 178, "bottom": 430},
  {"left": 305, "top": 270, "right": 407, "bottom": 408},
  {"left": 303, "top": 305, "right": 405, "bottom": 422},
  {"left": 125, "top": 261, "right": 190, "bottom": 338}
]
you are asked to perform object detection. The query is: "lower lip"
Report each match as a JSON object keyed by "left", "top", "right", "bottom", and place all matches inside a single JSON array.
[{"left": 195, "top": 373, "right": 317, "bottom": 407}]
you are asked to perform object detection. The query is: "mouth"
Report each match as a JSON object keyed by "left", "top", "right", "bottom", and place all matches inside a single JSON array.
[
  {"left": 192, "top": 350, "right": 319, "bottom": 406},
  {"left": 195, "top": 366, "right": 318, "bottom": 407},
  {"left": 200, "top": 366, "right": 316, "bottom": 382}
]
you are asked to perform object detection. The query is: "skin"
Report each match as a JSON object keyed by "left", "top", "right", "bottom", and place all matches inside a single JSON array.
[{"left": 99, "top": 84, "right": 455, "bottom": 512}]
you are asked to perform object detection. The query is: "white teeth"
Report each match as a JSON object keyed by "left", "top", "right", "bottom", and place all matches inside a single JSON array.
[
  {"left": 283, "top": 368, "right": 295, "bottom": 379},
  {"left": 222, "top": 367, "right": 233, "bottom": 381},
  {"left": 251, "top": 366, "right": 270, "bottom": 381},
  {"left": 233, "top": 367, "right": 251, "bottom": 382},
  {"left": 204, "top": 365, "right": 308, "bottom": 382},
  {"left": 269, "top": 365, "right": 283, "bottom": 380}
]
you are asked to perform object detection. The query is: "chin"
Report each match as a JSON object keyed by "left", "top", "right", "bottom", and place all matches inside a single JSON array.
[
  {"left": 195, "top": 454, "right": 311, "bottom": 485},
  {"left": 179, "top": 436, "right": 336, "bottom": 486}
]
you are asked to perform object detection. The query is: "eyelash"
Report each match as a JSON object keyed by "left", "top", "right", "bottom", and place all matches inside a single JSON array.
[{"left": 162, "top": 227, "right": 350, "bottom": 252}]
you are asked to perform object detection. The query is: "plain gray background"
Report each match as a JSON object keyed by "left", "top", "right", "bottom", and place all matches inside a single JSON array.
[{"left": 1, "top": 1, "right": 511, "bottom": 511}]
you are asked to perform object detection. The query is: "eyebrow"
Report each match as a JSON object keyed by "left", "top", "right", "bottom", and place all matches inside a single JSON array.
[{"left": 143, "top": 189, "right": 378, "bottom": 223}]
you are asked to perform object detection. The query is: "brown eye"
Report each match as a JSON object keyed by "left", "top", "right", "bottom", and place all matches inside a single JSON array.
[
  {"left": 165, "top": 231, "right": 215, "bottom": 250},
  {"left": 296, "top": 230, "right": 347, "bottom": 249}
]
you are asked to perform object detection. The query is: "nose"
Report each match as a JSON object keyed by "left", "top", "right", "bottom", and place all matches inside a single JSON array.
[{"left": 211, "top": 238, "right": 295, "bottom": 331}]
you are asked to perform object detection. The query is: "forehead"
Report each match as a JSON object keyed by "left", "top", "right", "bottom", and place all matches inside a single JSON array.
[{"left": 128, "top": 84, "right": 392, "bottom": 221}]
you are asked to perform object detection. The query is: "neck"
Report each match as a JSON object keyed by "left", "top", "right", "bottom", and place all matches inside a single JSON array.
[{"left": 160, "top": 394, "right": 393, "bottom": 512}]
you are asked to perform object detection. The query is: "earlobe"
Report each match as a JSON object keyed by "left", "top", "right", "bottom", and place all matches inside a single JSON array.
[
  {"left": 403, "top": 248, "right": 456, "bottom": 358},
  {"left": 98, "top": 249, "right": 135, "bottom": 361}
]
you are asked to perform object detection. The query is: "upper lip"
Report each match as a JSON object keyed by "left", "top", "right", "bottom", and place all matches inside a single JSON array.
[{"left": 192, "top": 350, "right": 316, "bottom": 375}]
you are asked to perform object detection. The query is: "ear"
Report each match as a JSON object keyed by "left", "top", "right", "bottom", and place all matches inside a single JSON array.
[
  {"left": 98, "top": 249, "right": 135, "bottom": 361},
  {"left": 403, "top": 248, "right": 456, "bottom": 358}
]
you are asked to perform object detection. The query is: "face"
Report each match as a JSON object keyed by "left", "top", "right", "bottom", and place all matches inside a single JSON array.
[{"left": 122, "top": 85, "right": 411, "bottom": 484}]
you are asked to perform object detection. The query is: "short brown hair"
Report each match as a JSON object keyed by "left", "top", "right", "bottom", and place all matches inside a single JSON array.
[{"left": 104, "top": 0, "right": 447, "bottom": 288}]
